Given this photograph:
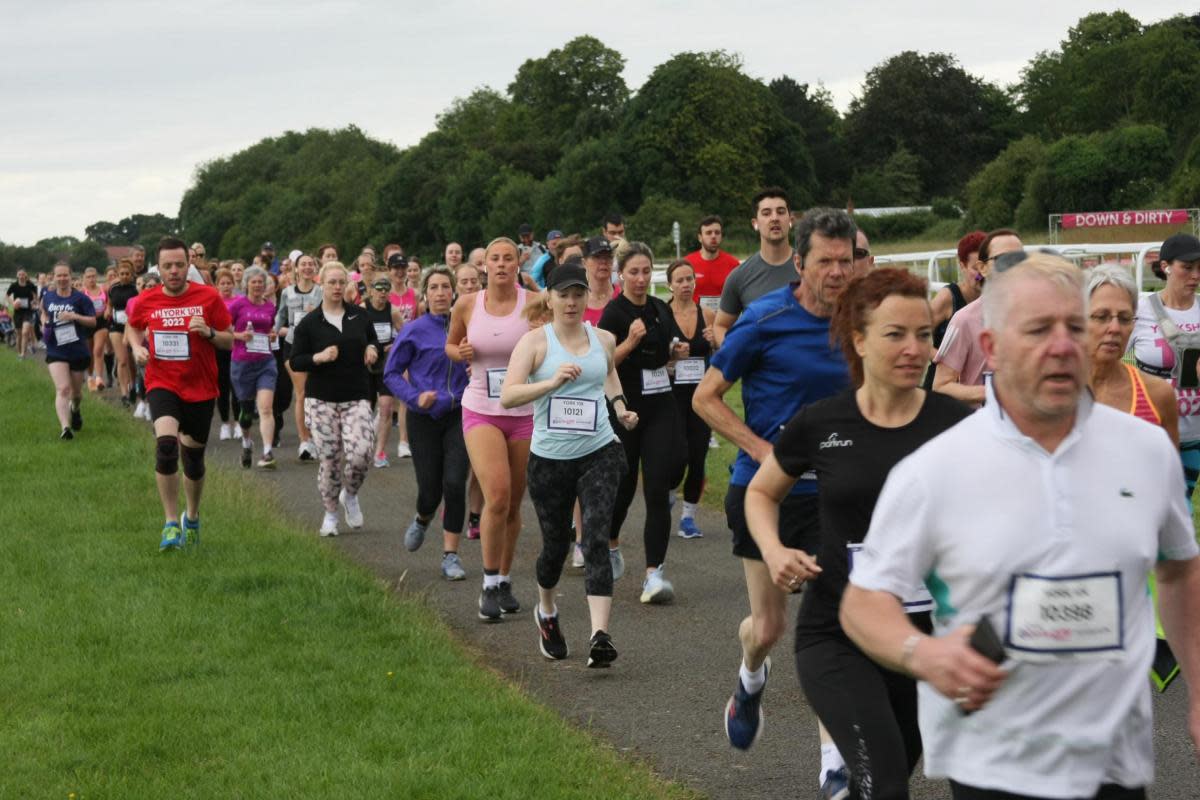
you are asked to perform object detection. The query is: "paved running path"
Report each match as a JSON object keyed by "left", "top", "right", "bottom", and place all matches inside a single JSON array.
[{"left": 187, "top": 410, "right": 1199, "bottom": 800}]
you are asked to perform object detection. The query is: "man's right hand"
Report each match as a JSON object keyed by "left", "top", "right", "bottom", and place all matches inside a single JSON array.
[{"left": 909, "top": 626, "right": 1008, "bottom": 712}]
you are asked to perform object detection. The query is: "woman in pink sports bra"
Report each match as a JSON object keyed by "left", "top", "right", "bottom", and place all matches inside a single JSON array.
[{"left": 447, "top": 237, "right": 534, "bottom": 622}]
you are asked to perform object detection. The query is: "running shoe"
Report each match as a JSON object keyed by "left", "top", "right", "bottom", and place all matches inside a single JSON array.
[
  {"left": 299, "top": 441, "right": 317, "bottom": 462},
  {"left": 121, "top": 396, "right": 131, "bottom": 409},
  {"left": 133, "top": 400, "right": 147, "bottom": 419},
  {"left": 397, "top": 440, "right": 412, "bottom": 459},
  {"left": 535, "top": 608, "right": 568, "bottom": 660},
  {"left": 60, "top": 427, "right": 73, "bottom": 440},
  {"left": 821, "top": 767, "right": 850, "bottom": 800},
  {"left": 319, "top": 512, "right": 339, "bottom": 537},
  {"left": 467, "top": 521, "right": 480, "bottom": 540},
  {"left": 709, "top": 434, "right": 719, "bottom": 449},
  {"left": 570, "top": 543, "right": 585, "bottom": 570},
  {"left": 640, "top": 566, "right": 675, "bottom": 604},
  {"left": 182, "top": 513, "right": 200, "bottom": 547},
  {"left": 159, "top": 521, "right": 184, "bottom": 552},
  {"left": 441, "top": 552, "right": 466, "bottom": 581},
  {"left": 340, "top": 489, "right": 364, "bottom": 529},
  {"left": 257, "top": 453, "right": 277, "bottom": 470},
  {"left": 241, "top": 445, "right": 252, "bottom": 469},
  {"left": 373, "top": 452, "right": 390, "bottom": 469},
  {"left": 724, "top": 657, "right": 770, "bottom": 750},
  {"left": 219, "top": 424, "right": 232, "bottom": 441},
  {"left": 497, "top": 581, "right": 520, "bottom": 614},
  {"left": 678, "top": 518, "right": 703, "bottom": 539},
  {"left": 609, "top": 547, "right": 625, "bottom": 581},
  {"left": 478, "top": 586, "right": 502, "bottom": 621},
  {"left": 587, "top": 630, "right": 618, "bottom": 668},
  {"left": 404, "top": 516, "right": 428, "bottom": 552}
]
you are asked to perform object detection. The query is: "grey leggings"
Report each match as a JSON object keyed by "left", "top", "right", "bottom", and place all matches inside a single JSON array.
[{"left": 527, "top": 441, "right": 627, "bottom": 597}]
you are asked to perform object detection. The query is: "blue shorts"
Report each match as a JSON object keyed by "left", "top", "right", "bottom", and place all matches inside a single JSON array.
[{"left": 230, "top": 357, "right": 278, "bottom": 401}]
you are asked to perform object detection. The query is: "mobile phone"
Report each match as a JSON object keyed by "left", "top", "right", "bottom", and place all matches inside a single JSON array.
[{"left": 968, "top": 616, "right": 1005, "bottom": 664}]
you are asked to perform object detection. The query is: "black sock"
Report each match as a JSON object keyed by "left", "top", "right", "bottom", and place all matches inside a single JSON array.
[{"left": 469, "top": 512, "right": 481, "bottom": 527}]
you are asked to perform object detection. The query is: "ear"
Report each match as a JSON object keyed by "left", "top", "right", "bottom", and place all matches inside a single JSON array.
[
  {"left": 852, "top": 329, "right": 867, "bottom": 359},
  {"left": 980, "top": 328, "right": 998, "bottom": 373},
  {"left": 794, "top": 252, "right": 803, "bottom": 274}
]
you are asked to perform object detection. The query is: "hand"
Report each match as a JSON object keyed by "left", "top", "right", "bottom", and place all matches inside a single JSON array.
[
  {"left": 278, "top": 326, "right": 289, "bottom": 340},
  {"left": 58, "top": 310, "right": 75, "bottom": 322},
  {"left": 909, "top": 626, "right": 1008, "bottom": 712},
  {"left": 761, "top": 545, "right": 821, "bottom": 593},
  {"left": 187, "top": 316, "right": 211, "bottom": 338},
  {"left": 627, "top": 319, "right": 647, "bottom": 345},
  {"left": 131, "top": 344, "right": 149, "bottom": 366},
  {"left": 418, "top": 390, "right": 437, "bottom": 409},
  {"left": 457, "top": 339, "right": 474, "bottom": 361},
  {"left": 672, "top": 341, "right": 690, "bottom": 359},
  {"left": 268, "top": 330, "right": 278, "bottom": 341},
  {"left": 617, "top": 409, "right": 638, "bottom": 430},
  {"left": 234, "top": 330, "right": 252, "bottom": 342},
  {"left": 551, "top": 362, "right": 581, "bottom": 388},
  {"left": 364, "top": 345, "right": 378, "bottom": 367},
  {"left": 317, "top": 345, "right": 339, "bottom": 364},
  {"left": 702, "top": 327, "right": 715, "bottom": 345}
]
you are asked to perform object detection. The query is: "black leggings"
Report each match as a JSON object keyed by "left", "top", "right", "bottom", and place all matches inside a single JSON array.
[
  {"left": 796, "top": 633, "right": 924, "bottom": 800},
  {"left": 216, "top": 348, "right": 233, "bottom": 423},
  {"left": 272, "top": 344, "right": 292, "bottom": 438},
  {"left": 949, "top": 783, "right": 1144, "bottom": 800},
  {"left": 609, "top": 397, "right": 686, "bottom": 568},
  {"left": 673, "top": 387, "right": 710, "bottom": 504},
  {"left": 528, "top": 441, "right": 627, "bottom": 597},
  {"left": 407, "top": 407, "right": 469, "bottom": 533}
]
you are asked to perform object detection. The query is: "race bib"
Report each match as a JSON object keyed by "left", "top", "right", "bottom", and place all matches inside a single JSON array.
[
  {"left": 270, "top": 335, "right": 280, "bottom": 351},
  {"left": 152, "top": 330, "right": 191, "bottom": 361},
  {"left": 92, "top": 297, "right": 105, "bottom": 314},
  {"left": 1179, "top": 348, "right": 1200, "bottom": 390},
  {"left": 114, "top": 309, "right": 128, "bottom": 325},
  {"left": 548, "top": 396, "right": 599, "bottom": 434},
  {"left": 373, "top": 322, "right": 393, "bottom": 343},
  {"left": 54, "top": 322, "right": 79, "bottom": 345},
  {"left": 246, "top": 333, "right": 271, "bottom": 354},
  {"left": 1005, "top": 572, "right": 1123, "bottom": 661},
  {"left": 14, "top": 298, "right": 28, "bottom": 309},
  {"left": 486, "top": 368, "right": 507, "bottom": 399},
  {"left": 847, "top": 543, "right": 933, "bottom": 613},
  {"left": 699, "top": 296, "right": 720, "bottom": 312},
  {"left": 641, "top": 367, "right": 671, "bottom": 395},
  {"left": 293, "top": 310, "right": 307, "bottom": 326},
  {"left": 673, "top": 357, "right": 705, "bottom": 385}
]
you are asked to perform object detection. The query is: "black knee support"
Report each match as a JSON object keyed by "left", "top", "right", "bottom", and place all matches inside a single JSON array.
[
  {"left": 238, "top": 400, "right": 255, "bottom": 430},
  {"left": 181, "top": 444, "right": 206, "bottom": 481},
  {"left": 155, "top": 435, "right": 179, "bottom": 475}
]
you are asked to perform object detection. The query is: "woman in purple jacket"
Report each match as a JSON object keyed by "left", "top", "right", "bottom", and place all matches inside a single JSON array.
[{"left": 384, "top": 265, "right": 470, "bottom": 581}]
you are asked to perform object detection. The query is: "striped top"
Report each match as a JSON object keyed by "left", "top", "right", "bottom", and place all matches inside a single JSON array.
[{"left": 1126, "top": 362, "right": 1162, "bottom": 426}]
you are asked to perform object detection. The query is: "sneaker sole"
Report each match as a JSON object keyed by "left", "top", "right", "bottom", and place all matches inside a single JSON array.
[
  {"left": 587, "top": 645, "right": 617, "bottom": 668},
  {"left": 640, "top": 586, "right": 674, "bottom": 604},
  {"left": 442, "top": 570, "right": 466, "bottom": 581},
  {"left": 677, "top": 530, "right": 703, "bottom": 539},
  {"left": 723, "top": 695, "right": 765, "bottom": 750},
  {"left": 478, "top": 609, "right": 502, "bottom": 622}
]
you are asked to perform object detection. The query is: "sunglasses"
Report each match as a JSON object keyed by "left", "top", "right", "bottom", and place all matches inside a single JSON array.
[{"left": 854, "top": 248, "right": 870, "bottom": 260}]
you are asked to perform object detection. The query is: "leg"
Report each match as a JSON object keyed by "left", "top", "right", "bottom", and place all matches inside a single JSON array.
[
  {"left": 608, "top": 419, "right": 642, "bottom": 545},
  {"left": 287, "top": 359, "right": 310, "bottom": 442},
  {"left": 501, "top": 436, "right": 531, "bottom": 576},
  {"left": 216, "top": 350, "right": 232, "bottom": 424},
  {"left": 440, "top": 410, "right": 469, "bottom": 550},
  {"left": 465, "top": 424, "right": 514, "bottom": 573},
  {"left": 739, "top": 559, "right": 789, "bottom": 670},
  {"left": 579, "top": 442, "right": 627, "bottom": 632},
  {"left": 306, "top": 398, "right": 342, "bottom": 512},
  {"left": 681, "top": 404, "right": 710, "bottom": 504},
  {"left": 48, "top": 362, "right": 73, "bottom": 428},
  {"left": 179, "top": 437, "right": 207, "bottom": 522},
  {"left": 91, "top": 328, "right": 107, "bottom": 385},
  {"left": 152, "top": 415, "right": 183, "bottom": 523},
  {"left": 109, "top": 330, "right": 131, "bottom": 397},
  {"left": 639, "top": 403, "right": 687, "bottom": 571},
  {"left": 374, "top": 392, "right": 394, "bottom": 459},
  {"left": 69, "top": 367, "right": 85, "bottom": 409},
  {"left": 257, "top": 388, "right": 276, "bottom": 454},
  {"left": 527, "top": 452, "right": 577, "bottom": 607},
  {"left": 339, "top": 400, "right": 375, "bottom": 497},
  {"left": 407, "top": 410, "right": 446, "bottom": 519}
]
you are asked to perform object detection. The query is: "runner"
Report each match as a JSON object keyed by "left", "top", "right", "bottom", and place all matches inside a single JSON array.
[
  {"left": 125, "top": 236, "right": 233, "bottom": 551},
  {"left": 289, "top": 261, "right": 381, "bottom": 536},
  {"left": 599, "top": 242, "right": 688, "bottom": 603},
  {"left": 582, "top": 237, "right": 616, "bottom": 325},
  {"left": 364, "top": 276, "right": 404, "bottom": 468},
  {"left": 105, "top": 259, "right": 138, "bottom": 411},
  {"left": 453, "top": 261, "right": 485, "bottom": 540},
  {"left": 214, "top": 269, "right": 238, "bottom": 441},
  {"left": 714, "top": 188, "right": 796, "bottom": 345},
  {"left": 446, "top": 237, "right": 534, "bottom": 621},
  {"left": 387, "top": 252, "right": 422, "bottom": 460},
  {"left": 924, "top": 231, "right": 985, "bottom": 390},
  {"left": 501, "top": 261, "right": 638, "bottom": 666},
  {"left": 276, "top": 252, "right": 322, "bottom": 461},
  {"left": 684, "top": 215, "right": 741, "bottom": 314},
  {"left": 383, "top": 265, "right": 469, "bottom": 580},
  {"left": 7, "top": 268, "right": 38, "bottom": 358},
  {"left": 1130, "top": 232, "right": 1200, "bottom": 499},
  {"left": 228, "top": 266, "right": 280, "bottom": 469},
  {"left": 80, "top": 267, "right": 110, "bottom": 391},
  {"left": 745, "top": 267, "right": 971, "bottom": 800},
  {"left": 454, "top": 262, "right": 481, "bottom": 296},
  {"left": 841, "top": 254, "right": 1200, "bottom": 800},
  {"left": 40, "top": 263, "right": 97, "bottom": 439}
]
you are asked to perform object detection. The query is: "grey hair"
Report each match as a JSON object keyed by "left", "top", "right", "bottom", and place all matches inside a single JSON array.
[
  {"left": 242, "top": 265, "right": 270, "bottom": 292},
  {"left": 421, "top": 264, "right": 455, "bottom": 295},
  {"left": 1084, "top": 263, "right": 1138, "bottom": 313},
  {"left": 982, "top": 252, "right": 1083, "bottom": 329},
  {"left": 794, "top": 208, "right": 857, "bottom": 267}
]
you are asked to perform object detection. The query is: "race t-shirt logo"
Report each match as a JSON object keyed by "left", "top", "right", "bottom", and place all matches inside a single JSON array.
[{"left": 819, "top": 432, "right": 853, "bottom": 449}]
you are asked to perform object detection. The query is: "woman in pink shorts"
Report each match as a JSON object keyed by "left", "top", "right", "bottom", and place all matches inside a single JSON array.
[{"left": 447, "top": 237, "right": 534, "bottom": 622}]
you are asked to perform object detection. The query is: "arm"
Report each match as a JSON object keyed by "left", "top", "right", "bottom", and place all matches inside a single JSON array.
[
  {"left": 1156, "top": 556, "right": 1200, "bottom": 756},
  {"left": 289, "top": 318, "right": 318, "bottom": 371},
  {"left": 382, "top": 335, "right": 421, "bottom": 408},
  {"left": 126, "top": 324, "right": 148, "bottom": 364},
  {"left": 932, "top": 362, "right": 985, "bottom": 406},
  {"left": 599, "top": 330, "right": 638, "bottom": 429},
  {"left": 500, "top": 330, "right": 564, "bottom": 408},
  {"left": 692, "top": 368, "right": 773, "bottom": 464},
  {"left": 445, "top": 294, "right": 473, "bottom": 362},
  {"left": 275, "top": 292, "right": 290, "bottom": 338},
  {"left": 1146, "top": 375, "right": 1181, "bottom": 450},
  {"left": 712, "top": 310, "right": 736, "bottom": 348},
  {"left": 745, "top": 453, "right": 821, "bottom": 590},
  {"left": 929, "top": 287, "right": 953, "bottom": 328}
]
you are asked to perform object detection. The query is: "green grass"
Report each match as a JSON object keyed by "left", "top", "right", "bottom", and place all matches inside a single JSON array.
[
  {"left": 702, "top": 383, "right": 741, "bottom": 510},
  {"left": 0, "top": 350, "right": 697, "bottom": 800}
]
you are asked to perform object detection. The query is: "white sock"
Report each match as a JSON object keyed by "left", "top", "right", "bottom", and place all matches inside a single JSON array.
[
  {"left": 483, "top": 573, "right": 502, "bottom": 589},
  {"left": 323, "top": 511, "right": 338, "bottom": 525},
  {"left": 242, "top": 436, "right": 253, "bottom": 448},
  {"left": 739, "top": 661, "right": 767, "bottom": 695},
  {"left": 262, "top": 446, "right": 272, "bottom": 457},
  {"left": 498, "top": 573, "right": 510, "bottom": 585},
  {"left": 820, "top": 742, "right": 845, "bottom": 780},
  {"left": 681, "top": 501, "right": 698, "bottom": 520},
  {"left": 538, "top": 603, "right": 557, "bottom": 620}
]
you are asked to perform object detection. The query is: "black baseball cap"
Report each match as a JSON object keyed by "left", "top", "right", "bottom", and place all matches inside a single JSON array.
[
  {"left": 261, "top": 241, "right": 275, "bottom": 251},
  {"left": 1161, "top": 233, "right": 1200, "bottom": 264},
  {"left": 387, "top": 252, "right": 408, "bottom": 269},
  {"left": 583, "top": 236, "right": 612, "bottom": 257},
  {"left": 547, "top": 262, "right": 589, "bottom": 291},
  {"left": 518, "top": 223, "right": 533, "bottom": 235}
]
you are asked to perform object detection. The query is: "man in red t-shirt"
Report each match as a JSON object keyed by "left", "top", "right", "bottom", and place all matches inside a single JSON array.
[
  {"left": 684, "top": 215, "right": 742, "bottom": 313},
  {"left": 127, "top": 236, "right": 233, "bottom": 552}
]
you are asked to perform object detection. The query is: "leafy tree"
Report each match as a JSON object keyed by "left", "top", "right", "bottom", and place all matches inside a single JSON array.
[
  {"left": 627, "top": 195, "right": 706, "bottom": 258},
  {"left": 769, "top": 76, "right": 848, "bottom": 201},
  {"left": 69, "top": 240, "right": 110, "bottom": 270},
  {"left": 847, "top": 146, "right": 922, "bottom": 207},
  {"left": 508, "top": 36, "right": 628, "bottom": 128},
  {"left": 963, "top": 136, "right": 1047, "bottom": 230}
]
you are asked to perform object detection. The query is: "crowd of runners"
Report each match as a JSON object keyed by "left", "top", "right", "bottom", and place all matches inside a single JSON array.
[{"left": 9, "top": 192, "right": 1200, "bottom": 800}]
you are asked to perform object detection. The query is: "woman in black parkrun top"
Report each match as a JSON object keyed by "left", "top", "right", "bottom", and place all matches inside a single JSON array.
[{"left": 744, "top": 268, "right": 971, "bottom": 800}]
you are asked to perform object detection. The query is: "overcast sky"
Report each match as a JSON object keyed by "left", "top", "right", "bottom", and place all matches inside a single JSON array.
[{"left": 2, "top": 1, "right": 1192, "bottom": 246}]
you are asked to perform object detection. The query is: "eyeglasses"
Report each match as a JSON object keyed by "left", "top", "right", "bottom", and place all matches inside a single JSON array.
[
  {"left": 853, "top": 248, "right": 870, "bottom": 260},
  {"left": 1088, "top": 312, "right": 1134, "bottom": 326}
]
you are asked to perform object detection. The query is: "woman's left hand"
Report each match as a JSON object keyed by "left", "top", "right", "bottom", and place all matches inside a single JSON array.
[
  {"left": 364, "top": 345, "right": 378, "bottom": 367},
  {"left": 617, "top": 409, "right": 638, "bottom": 430}
]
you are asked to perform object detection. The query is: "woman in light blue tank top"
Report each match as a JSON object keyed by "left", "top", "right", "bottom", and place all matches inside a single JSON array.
[{"left": 500, "top": 263, "right": 638, "bottom": 668}]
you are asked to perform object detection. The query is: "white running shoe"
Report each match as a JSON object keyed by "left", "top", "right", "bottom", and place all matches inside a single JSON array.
[
  {"left": 571, "top": 543, "right": 585, "bottom": 570},
  {"left": 640, "top": 566, "right": 675, "bottom": 605},
  {"left": 339, "top": 489, "right": 364, "bottom": 529},
  {"left": 134, "top": 400, "right": 148, "bottom": 420},
  {"left": 319, "top": 512, "right": 339, "bottom": 537},
  {"left": 397, "top": 440, "right": 412, "bottom": 459},
  {"left": 298, "top": 440, "right": 317, "bottom": 461},
  {"left": 219, "top": 423, "right": 232, "bottom": 441}
]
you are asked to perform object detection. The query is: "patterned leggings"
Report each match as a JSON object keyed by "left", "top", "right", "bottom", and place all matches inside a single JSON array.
[{"left": 305, "top": 398, "right": 374, "bottom": 512}]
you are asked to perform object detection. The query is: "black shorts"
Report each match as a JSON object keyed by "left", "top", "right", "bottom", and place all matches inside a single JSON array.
[
  {"left": 46, "top": 355, "right": 91, "bottom": 372},
  {"left": 146, "top": 388, "right": 216, "bottom": 444},
  {"left": 93, "top": 316, "right": 109, "bottom": 331},
  {"left": 368, "top": 370, "right": 392, "bottom": 398},
  {"left": 14, "top": 309, "right": 35, "bottom": 327},
  {"left": 726, "top": 484, "right": 820, "bottom": 560}
]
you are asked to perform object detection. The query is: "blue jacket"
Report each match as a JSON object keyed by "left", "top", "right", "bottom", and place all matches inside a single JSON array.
[{"left": 383, "top": 312, "right": 468, "bottom": 419}]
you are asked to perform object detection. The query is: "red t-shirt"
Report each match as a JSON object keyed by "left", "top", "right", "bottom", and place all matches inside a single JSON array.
[
  {"left": 684, "top": 250, "right": 741, "bottom": 302},
  {"left": 129, "top": 282, "right": 233, "bottom": 402}
]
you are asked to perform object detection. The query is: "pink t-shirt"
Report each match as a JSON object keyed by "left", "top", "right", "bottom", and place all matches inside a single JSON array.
[
  {"left": 227, "top": 295, "right": 278, "bottom": 362},
  {"left": 461, "top": 288, "right": 532, "bottom": 417},
  {"left": 389, "top": 288, "right": 420, "bottom": 323},
  {"left": 933, "top": 298, "right": 987, "bottom": 386}
]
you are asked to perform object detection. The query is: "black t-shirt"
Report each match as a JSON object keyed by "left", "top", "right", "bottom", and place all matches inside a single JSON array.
[
  {"left": 598, "top": 293, "right": 676, "bottom": 411},
  {"left": 7, "top": 282, "right": 37, "bottom": 311},
  {"left": 108, "top": 282, "right": 138, "bottom": 312},
  {"left": 774, "top": 388, "right": 972, "bottom": 640}
]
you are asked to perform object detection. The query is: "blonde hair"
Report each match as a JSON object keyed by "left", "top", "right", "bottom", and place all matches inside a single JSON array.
[{"left": 318, "top": 261, "right": 348, "bottom": 283}]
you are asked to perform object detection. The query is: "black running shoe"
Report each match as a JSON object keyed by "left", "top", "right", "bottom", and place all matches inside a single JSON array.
[
  {"left": 121, "top": 396, "right": 131, "bottom": 409},
  {"left": 70, "top": 405, "right": 82, "bottom": 431},
  {"left": 497, "top": 581, "right": 520, "bottom": 614},
  {"left": 478, "top": 586, "right": 502, "bottom": 622},
  {"left": 241, "top": 445, "right": 252, "bottom": 469},
  {"left": 535, "top": 608, "right": 569, "bottom": 660},
  {"left": 588, "top": 630, "right": 618, "bottom": 668},
  {"left": 60, "top": 427, "right": 73, "bottom": 440}
]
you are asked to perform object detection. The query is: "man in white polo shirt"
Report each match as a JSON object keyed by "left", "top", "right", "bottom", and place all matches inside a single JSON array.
[{"left": 841, "top": 253, "right": 1200, "bottom": 800}]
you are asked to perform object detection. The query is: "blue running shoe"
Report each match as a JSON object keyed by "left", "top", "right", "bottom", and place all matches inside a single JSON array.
[
  {"left": 182, "top": 513, "right": 200, "bottom": 547},
  {"left": 821, "top": 766, "right": 850, "bottom": 800},
  {"left": 724, "top": 657, "right": 770, "bottom": 750},
  {"left": 159, "top": 522, "right": 184, "bottom": 552},
  {"left": 678, "top": 518, "right": 703, "bottom": 539}
]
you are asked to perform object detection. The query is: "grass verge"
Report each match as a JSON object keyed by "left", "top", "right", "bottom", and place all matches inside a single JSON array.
[{"left": 0, "top": 349, "right": 697, "bottom": 800}]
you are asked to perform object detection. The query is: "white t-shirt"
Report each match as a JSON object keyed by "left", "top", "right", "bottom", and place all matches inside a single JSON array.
[
  {"left": 1129, "top": 291, "right": 1200, "bottom": 441},
  {"left": 851, "top": 382, "right": 1197, "bottom": 798}
]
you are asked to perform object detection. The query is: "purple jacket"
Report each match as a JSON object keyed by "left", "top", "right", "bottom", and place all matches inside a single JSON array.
[{"left": 383, "top": 312, "right": 468, "bottom": 419}]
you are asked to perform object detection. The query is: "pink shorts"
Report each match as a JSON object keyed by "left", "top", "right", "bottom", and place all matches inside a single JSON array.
[{"left": 461, "top": 407, "right": 534, "bottom": 441}]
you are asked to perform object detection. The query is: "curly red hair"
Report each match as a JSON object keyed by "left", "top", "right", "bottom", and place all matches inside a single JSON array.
[{"left": 830, "top": 268, "right": 931, "bottom": 386}]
